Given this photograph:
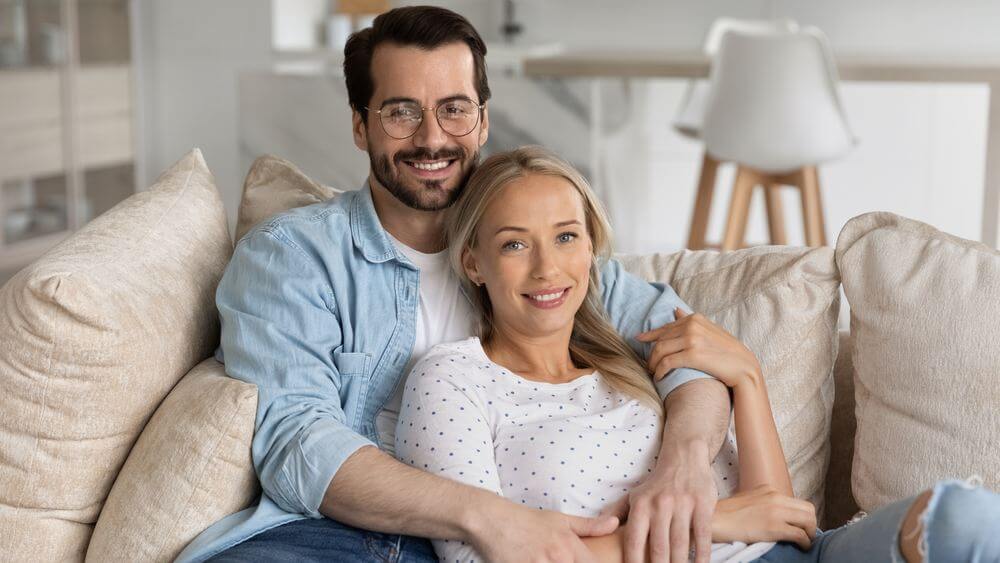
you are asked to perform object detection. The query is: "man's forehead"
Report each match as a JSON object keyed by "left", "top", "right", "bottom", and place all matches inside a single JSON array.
[{"left": 369, "top": 41, "right": 478, "bottom": 102}]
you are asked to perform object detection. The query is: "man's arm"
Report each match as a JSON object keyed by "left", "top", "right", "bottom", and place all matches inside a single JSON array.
[
  {"left": 220, "top": 228, "right": 615, "bottom": 561},
  {"left": 599, "top": 258, "right": 731, "bottom": 563}
]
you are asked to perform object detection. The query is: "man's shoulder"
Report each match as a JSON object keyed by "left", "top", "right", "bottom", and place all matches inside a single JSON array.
[{"left": 248, "top": 191, "right": 355, "bottom": 241}]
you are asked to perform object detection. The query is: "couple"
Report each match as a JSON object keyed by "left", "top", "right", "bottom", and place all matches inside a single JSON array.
[
  {"left": 178, "top": 5, "right": 998, "bottom": 563},
  {"left": 396, "top": 145, "right": 1000, "bottom": 562}
]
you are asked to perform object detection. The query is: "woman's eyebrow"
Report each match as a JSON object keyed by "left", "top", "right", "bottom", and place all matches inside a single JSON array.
[{"left": 494, "top": 219, "right": 582, "bottom": 236}]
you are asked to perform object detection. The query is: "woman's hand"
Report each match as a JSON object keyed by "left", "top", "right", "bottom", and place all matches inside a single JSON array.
[
  {"left": 636, "top": 308, "right": 762, "bottom": 390},
  {"left": 711, "top": 485, "right": 817, "bottom": 551}
]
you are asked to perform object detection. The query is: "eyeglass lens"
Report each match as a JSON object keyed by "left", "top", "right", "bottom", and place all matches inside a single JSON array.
[{"left": 379, "top": 99, "right": 480, "bottom": 139}]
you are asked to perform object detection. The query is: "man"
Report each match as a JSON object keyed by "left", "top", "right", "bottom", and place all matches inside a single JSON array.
[{"left": 178, "top": 6, "right": 730, "bottom": 563}]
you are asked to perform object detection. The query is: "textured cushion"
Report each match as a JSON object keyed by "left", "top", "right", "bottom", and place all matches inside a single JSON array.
[
  {"left": 836, "top": 212, "right": 1000, "bottom": 511},
  {"left": 0, "top": 149, "right": 232, "bottom": 561},
  {"left": 619, "top": 246, "right": 840, "bottom": 515},
  {"left": 87, "top": 359, "right": 259, "bottom": 562},
  {"left": 235, "top": 154, "right": 342, "bottom": 241}
]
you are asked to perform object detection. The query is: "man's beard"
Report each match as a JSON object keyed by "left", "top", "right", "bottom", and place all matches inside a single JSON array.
[{"left": 370, "top": 146, "right": 479, "bottom": 211}]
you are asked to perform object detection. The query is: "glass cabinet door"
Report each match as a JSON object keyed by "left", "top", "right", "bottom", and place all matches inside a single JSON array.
[{"left": 0, "top": 0, "right": 72, "bottom": 249}]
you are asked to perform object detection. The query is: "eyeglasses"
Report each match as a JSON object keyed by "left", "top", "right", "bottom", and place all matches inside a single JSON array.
[{"left": 365, "top": 98, "right": 485, "bottom": 140}]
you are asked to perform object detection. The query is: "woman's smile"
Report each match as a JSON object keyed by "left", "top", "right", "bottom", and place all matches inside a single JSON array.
[{"left": 522, "top": 286, "right": 572, "bottom": 309}]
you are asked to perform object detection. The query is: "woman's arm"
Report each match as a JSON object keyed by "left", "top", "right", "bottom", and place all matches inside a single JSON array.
[
  {"left": 730, "top": 371, "right": 793, "bottom": 496},
  {"left": 640, "top": 308, "right": 793, "bottom": 496}
]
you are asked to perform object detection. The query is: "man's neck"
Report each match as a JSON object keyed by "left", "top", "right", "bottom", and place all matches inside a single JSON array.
[{"left": 368, "top": 177, "right": 447, "bottom": 254}]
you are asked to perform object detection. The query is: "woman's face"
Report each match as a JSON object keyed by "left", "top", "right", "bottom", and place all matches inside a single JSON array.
[{"left": 463, "top": 173, "right": 593, "bottom": 341}]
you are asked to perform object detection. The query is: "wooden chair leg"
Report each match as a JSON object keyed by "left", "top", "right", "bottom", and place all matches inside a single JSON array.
[
  {"left": 721, "top": 166, "right": 756, "bottom": 251},
  {"left": 687, "top": 153, "right": 719, "bottom": 249},
  {"left": 800, "top": 166, "right": 827, "bottom": 246},
  {"left": 763, "top": 183, "right": 787, "bottom": 245}
]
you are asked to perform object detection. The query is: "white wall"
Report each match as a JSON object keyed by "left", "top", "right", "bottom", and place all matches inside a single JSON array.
[{"left": 133, "top": 0, "right": 273, "bottom": 232}]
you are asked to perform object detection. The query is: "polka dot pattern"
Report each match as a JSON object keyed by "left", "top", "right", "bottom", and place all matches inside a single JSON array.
[{"left": 396, "top": 337, "right": 744, "bottom": 562}]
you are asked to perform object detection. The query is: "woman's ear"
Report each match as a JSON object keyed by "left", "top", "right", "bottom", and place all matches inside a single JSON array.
[{"left": 461, "top": 247, "right": 484, "bottom": 286}]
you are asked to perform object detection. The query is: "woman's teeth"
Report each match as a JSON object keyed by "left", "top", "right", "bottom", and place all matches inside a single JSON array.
[
  {"left": 411, "top": 160, "right": 449, "bottom": 171},
  {"left": 529, "top": 290, "right": 565, "bottom": 302}
]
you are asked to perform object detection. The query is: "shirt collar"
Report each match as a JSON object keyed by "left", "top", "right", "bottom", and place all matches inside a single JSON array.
[{"left": 350, "top": 181, "right": 399, "bottom": 264}]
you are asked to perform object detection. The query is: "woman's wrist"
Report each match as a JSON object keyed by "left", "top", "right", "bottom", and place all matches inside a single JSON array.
[{"left": 730, "top": 365, "right": 764, "bottom": 393}]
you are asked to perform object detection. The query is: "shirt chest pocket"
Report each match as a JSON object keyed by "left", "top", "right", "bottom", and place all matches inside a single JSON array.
[{"left": 333, "top": 350, "right": 372, "bottom": 379}]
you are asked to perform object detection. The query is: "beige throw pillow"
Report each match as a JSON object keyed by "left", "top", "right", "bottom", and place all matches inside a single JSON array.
[
  {"left": 836, "top": 211, "right": 1000, "bottom": 511},
  {"left": 235, "top": 154, "right": 342, "bottom": 241},
  {"left": 86, "top": 359, "right": 259, "bottom": 562},
  {"left": 0, "top": 149, "right": 232, "bottom": 561},
  {"left": 619, "top": 246, "right": 840, "bottom": 515}
]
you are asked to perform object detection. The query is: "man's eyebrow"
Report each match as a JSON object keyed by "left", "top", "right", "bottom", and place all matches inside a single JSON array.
[
  {"left": 378, "top": 94, "right": 477, "bottom": 108},
  {"left": 494, "top": 220, "right": 582, "bottom": 236},
  {"left": 379, "top": 96, "right": 420, "bottom": 106}
]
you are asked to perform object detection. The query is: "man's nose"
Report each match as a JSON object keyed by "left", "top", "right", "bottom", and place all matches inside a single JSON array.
[{"left": 411, "top": 109, "right": 449, "bottom": 152}]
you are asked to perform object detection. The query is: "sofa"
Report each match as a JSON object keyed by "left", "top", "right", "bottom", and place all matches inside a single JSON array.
[{"left": 1, "top": 149, "right": 997, "bottom": 562}]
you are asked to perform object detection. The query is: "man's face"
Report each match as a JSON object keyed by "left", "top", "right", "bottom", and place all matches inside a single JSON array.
[{"left": 353, "top": 42, "right": 489, "bottom": 211}]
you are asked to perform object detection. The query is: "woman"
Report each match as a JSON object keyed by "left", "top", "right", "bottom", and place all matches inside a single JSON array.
[{"left": 395, "top": 146, "right": 999, "bottom": 562}]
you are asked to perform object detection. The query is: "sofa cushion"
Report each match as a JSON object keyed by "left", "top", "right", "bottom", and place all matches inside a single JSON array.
[
  {"left": 0, "top": 149, "right": 232, "bottom": 560},
  {"left": 619, "top": 246, "right": 840, "bottom": 516},
  {"left": 836, "top": 212, "right": 1000, "bottom": 511},
  {"left": 86, "top": 359, "right": 259, "bottom": 562},
  {"left": 235, "top": 154, "right": 342, "bottom": 241}
]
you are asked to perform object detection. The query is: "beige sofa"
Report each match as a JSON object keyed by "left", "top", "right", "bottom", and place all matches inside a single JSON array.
[{"left": 1, "top": 150, "right": 997, "bottom": 562}]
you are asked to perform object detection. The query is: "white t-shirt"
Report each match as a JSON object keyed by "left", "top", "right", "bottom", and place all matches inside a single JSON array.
[
  {"left": 375, "top": 234, "right": 475, "bottom": 455},
  {"left": 395, "top": 337, "right": 775, "bottom": 563}
]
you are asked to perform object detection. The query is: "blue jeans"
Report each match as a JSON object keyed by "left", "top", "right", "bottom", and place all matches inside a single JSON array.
[
  {"left": 205, "top": 516, "right": 437, "bottom": 563},
  {"left": 755, "top": 479, "right": 1000, "bottom": 562}
]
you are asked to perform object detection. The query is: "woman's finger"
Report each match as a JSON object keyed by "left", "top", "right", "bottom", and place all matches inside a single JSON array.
[
  {"left": 653, "top": 352, "right": 692, "bottom": 381},
  {"left": 782, "top": 525, "right": 812, "bottom": 551},
  {"left": 647, "top": 337, "right": 689, "bottom": 373}
]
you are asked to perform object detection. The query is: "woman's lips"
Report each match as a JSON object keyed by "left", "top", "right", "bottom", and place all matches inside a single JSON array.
[{"left": 522, "top": 287, "right": 571, "bottom": 310}]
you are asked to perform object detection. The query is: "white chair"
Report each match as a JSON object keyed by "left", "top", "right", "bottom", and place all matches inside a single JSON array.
[
  {"left": 672, "top": 18, "right": 799, "bottom": 139},
  {"left": 688, "top": 26, "right": 856, "bottom": 250}
]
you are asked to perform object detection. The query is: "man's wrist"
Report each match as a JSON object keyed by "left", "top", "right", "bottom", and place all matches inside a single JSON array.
[
  {"left": 457, "top": 488, "right": 510, "bottom": 546},
  {"left": 656, "top": 437, "right": 712, "bottom": 469}
]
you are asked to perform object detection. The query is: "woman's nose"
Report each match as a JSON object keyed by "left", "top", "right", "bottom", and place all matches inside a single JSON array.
[{"left": 531, "top": 246, "right": 560, "bottom": 280}]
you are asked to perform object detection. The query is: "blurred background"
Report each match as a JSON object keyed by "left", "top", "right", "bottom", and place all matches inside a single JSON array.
[{"left": 2, "top": 0, "right": 999, "bottom": 284}]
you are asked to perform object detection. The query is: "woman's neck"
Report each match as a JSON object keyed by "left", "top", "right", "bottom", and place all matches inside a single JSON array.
[{"left": 483, "top": 325, "right": 588, "bottom": 383}]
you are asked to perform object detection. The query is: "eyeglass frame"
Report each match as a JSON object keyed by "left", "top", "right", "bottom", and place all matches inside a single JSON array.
[{"left": 364, "top": 97, "right": 486, "bottom": 140}]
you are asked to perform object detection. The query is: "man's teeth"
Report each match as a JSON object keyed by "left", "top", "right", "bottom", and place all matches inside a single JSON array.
[
  {"left": 530, "top": 290, "right": 565, "bottom": 302},
  {"left": 411, "top": 161, "right": 449, "bottom": 171}
]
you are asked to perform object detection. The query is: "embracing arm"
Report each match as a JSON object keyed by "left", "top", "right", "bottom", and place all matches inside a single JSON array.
[{"left": 220, "top": 229, "right": 613, "bottom": 562}]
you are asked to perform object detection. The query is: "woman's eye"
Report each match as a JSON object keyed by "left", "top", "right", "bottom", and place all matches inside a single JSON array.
[
  {"left": 557, "top": 232, "right": 578, "bottom": 243},
  {"left": 502, "top": 240, "right": 525, "bottom": 251}
]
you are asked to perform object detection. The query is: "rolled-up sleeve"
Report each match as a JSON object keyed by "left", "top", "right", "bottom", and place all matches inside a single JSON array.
[
  {"left": 599, "top": 258, "right": 716, "bottom": 400},
  {"left": 216, "top": 226, "right": 375, "bottom": 518}
]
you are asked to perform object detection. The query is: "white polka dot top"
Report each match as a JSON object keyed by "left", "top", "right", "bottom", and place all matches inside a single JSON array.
[{"left": 395, "top": 337, "right": 765, "bottom": 563}]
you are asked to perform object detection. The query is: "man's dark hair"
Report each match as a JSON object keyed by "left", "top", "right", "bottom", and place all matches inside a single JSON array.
[{"left": 344, "top": 5, "right": 491, "bottom": 124}]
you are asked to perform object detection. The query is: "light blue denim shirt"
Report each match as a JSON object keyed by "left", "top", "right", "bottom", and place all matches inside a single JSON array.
[{"left": 176, "top": 186, "right": 712, "bottom": 562}]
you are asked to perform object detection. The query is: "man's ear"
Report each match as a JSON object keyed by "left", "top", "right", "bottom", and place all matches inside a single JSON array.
[
  {"left": 352, "top": 109, "right": 369, "bottom": 152},
  {"left": 462, "top": 247, "right": 484, "bottom": 286},
  {"left": 477, "top": 103, "right": 489, "bottom": 147}
]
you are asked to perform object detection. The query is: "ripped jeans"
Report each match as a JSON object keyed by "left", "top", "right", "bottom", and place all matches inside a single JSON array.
[{"left": 754, "top": 479, "right": 1000, "bottom": 563}]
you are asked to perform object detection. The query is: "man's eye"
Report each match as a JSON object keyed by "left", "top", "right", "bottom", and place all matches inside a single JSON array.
[
  {"left": 557, "top": 232, "right": 578, "bottom": 243},
  {"left": 388, "top": 106, "right": 420, "bottom": 120},
  {"left": 502, "top": 240, "right": 525, "bottom": 251}
]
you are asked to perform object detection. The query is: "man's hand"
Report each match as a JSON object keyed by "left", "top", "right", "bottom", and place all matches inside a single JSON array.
[
  {"left": 469, "top": 497, "right": 620, "bottom": 563},
  {"left": 603, "top": 440, "right": 718, "bottom": 563}
]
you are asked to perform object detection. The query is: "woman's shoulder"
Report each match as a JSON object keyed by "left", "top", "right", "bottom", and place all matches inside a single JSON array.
[{"left": 407, "top": 337, "right": 488, "bottom": 386}]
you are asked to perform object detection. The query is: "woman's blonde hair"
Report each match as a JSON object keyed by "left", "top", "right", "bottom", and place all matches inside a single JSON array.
[{"left": 446, "top": 146, "right": 663, "bottom": 414}]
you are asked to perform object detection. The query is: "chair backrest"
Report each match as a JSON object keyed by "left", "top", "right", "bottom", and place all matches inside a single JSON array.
[
  {"left": 702, "top": 26, "right": 855, "bottom": 172},
  {"left": 702, "top": 17, "right": 799, "bottom": 55}
]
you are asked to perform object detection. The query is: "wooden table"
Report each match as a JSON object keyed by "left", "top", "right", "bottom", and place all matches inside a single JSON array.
[{"left": 524, "top": 51, "right": 1000, "bottom": 247}]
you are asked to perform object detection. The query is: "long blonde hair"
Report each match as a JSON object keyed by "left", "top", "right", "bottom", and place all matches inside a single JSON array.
[{"left": 446, "top": 146, "right": 663, "bottom": 414}]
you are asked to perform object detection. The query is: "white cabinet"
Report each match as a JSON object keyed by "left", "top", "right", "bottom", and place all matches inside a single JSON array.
[{"left": 0, "top": 0, "right": 136, "bottom": 273}]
